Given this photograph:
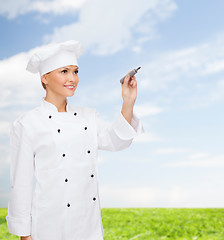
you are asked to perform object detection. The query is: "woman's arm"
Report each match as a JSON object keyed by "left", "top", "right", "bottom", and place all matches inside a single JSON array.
[
  {"left": 6, "top": 119, "right": 35, "bottom": 237},
  {"left": 121, "top": 101, "right": 134, "bottom": 125},
  {"left": 121, "top": 73, "right": 137, "bottom": 124},
  {"left": 96, "top": 72, "right": 144, "bottom": 151}
]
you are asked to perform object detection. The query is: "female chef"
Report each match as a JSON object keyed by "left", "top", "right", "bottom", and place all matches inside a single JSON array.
[{"left": 6, "top": 40, "right": 144, "bottom": 240}]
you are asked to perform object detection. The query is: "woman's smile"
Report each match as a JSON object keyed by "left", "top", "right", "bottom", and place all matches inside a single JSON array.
[{"left": 64, "top": 85, "right": 75, "bottom": 90}]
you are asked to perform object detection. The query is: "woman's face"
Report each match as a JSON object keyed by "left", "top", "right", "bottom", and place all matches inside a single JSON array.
[{"left": 41, "top": 65, "right": 79, "bottom": 98}]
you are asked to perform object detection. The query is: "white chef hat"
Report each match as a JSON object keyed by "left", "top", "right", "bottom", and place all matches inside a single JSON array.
[{"left": 26, "top": 40, "right": 82, "bottom": 77}]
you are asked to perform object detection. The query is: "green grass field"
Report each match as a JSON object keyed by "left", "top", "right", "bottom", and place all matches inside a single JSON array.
[{"left": 1, "top": 208, "right": 224, "bottom": 239}]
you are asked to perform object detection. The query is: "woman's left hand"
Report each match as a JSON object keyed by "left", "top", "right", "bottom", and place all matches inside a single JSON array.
[{"left": 121, "top": 72, "right": 137, "bottom": 105}]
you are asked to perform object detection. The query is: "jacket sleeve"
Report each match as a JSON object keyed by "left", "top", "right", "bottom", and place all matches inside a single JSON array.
[
  {"left": 6, "top": 119, "right": 35, "bottom": 236},
  {"left": 96, "top": 110, "right": 145, "bottom": 151}
]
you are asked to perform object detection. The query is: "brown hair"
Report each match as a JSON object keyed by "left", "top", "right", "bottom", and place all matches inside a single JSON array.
[{"left": 41, "top": 81, "right": 46, "bottom": 90}]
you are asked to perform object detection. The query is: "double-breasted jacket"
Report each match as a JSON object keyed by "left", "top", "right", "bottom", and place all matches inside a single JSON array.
[{"left": 6, "top": 98, "right": 144, "bottom": 240}]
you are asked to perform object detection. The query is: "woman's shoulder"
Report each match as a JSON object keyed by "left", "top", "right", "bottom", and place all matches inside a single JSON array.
[{"left": 12, "top": 105, "right": 41, "bottom": 126}]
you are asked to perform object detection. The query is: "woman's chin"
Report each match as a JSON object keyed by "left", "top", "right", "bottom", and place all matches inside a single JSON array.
[{"left": 66, "top": 91, "right": 75, "bottom": 97}]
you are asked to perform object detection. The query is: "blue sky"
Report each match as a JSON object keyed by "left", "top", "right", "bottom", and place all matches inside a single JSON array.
[{"left": 0, "top": 0, "right": 224, "bottom": 208}]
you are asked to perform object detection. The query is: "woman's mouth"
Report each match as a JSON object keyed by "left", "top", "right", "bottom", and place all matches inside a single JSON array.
[{"left": 64, "top": 85, "right": 75, "bottom": 90}]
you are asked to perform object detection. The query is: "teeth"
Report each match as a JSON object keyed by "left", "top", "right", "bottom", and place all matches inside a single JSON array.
[{"left": 65, "top": 86, "right": 74, "bottom": 88}]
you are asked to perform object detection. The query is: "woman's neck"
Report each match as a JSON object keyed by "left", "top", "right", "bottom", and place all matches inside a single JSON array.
[{"left": 44, "top": 95, "right": 67, "bottom": 112}]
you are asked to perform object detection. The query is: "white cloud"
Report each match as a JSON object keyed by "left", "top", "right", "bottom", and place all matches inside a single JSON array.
[
  {"left": 0, "top": 0, "right": 86, "bottom": 19},
  {"left": 154, "top": 147, "right": 191, "bottom": 154},
  {"left": 0, "top": 144, "right": 10, "bottom": 175},
  {"left": 134, "top": 103, "right": 164, "bottom": 117},
  {"left": 133, "top": 132, "right": 161, "bottom": 143},
  {"left": 209, "top": 78, "right": 224, "bottom": 103},
  {"left": 131, "top": 46, "right": 142, "bottom": 54},
  {"left": 0, "top": 49, "right": 45, "bottom": 109},
  {"left": 97, "top": 155, "right": 108, "bottom": 164},
  {"left": 217, "top": 79, "right": 224, "bottom": 87},
  {"left": 99, "top": 185, "right": 187, "bottom": 207},
  {"left": 0, "top": 121, "right": 11, "bottom": 136},
  {"left": 189, "top": 152, "right": 210, "bottom": 160},
  {"left": 0, "top": 0, "right": 29, "bottom": 19},
  {"left": 140, "top": 33, "right": 224, "bottom": 91},
  {"left": 182, "top": 77, "right": 224, "bottom": 109},
  {"left": 43, "top": 0, "right": 177, "bottom": 55},
  {"left": 28, "top": 0, "right": 86, "bottom": 15},
  {"left": 0, "top": 0, "right": 177, "bottom": 111},
  {"left": 163, "top": 153, "right": 224, "bottom": 168},
  {"left": 99, "top": 185, "right": 224, "bottom": 207}
]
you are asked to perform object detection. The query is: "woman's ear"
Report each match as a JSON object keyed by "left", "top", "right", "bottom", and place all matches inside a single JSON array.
[{"left": 41, "top": 74, "right": 48, "bottom": 85}]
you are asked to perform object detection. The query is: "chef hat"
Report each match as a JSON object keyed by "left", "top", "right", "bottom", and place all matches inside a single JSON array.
[{"left": 26, "top": 40, "right": 82, "bottom": 77}]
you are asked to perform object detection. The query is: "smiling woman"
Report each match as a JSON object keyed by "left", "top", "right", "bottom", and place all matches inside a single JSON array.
[
  {"left": 26, "top": 40, "right": 82, "bottom": 112},
  {"left": 5, "top": 39, "right": 144, "bottom": 240}
]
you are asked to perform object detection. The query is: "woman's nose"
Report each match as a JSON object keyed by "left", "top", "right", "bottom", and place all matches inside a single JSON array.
[{"left": 69, "top": 73, "right": 78, "bottom": 82}]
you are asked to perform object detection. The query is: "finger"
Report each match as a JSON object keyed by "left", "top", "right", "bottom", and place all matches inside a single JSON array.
[
  {"left": 131, "top": 75, "right": 136, "bottom": 81},
  {"left": 129, "top": 79, "right": 134, "bottom": 86},
  {"left": 127, "top": 70, "right": 135, "bottom": 81},
  {"left": 130, "top": 78, "right": 136, "bottom": 84},
  {"left": 131, "top": 79, "right": 137, "bottom": 88},
  {"left": 123, "top": 74, "right": 130, "bottom": 86}
]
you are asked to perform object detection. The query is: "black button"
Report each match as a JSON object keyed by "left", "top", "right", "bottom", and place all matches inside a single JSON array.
[
  {"left": 62, "top": 154, "right": 65, "bottom": 157},
  {"left": 84, "top": 127, "right": 87, "bottom": 130},
  {"left": 58, "top": 129, "right": 60, "bottom": 133},
  {"left": 74, "top": 112, "right": 77, "bottom": 116},
  {"left": 49, "top": 115, "right": 52, "bottom": 119},
  {"left": 87, "top": 150, "right": 91, "bottom": 154},
  {"left": 67, "top": 203, "right": 70, "bottom": 207},
  {"left": 65, "top": 178, "right": 68, "bottom": 182},
  {"left": 91, "top": 174, "right": 94, "bottom": 178},
  {"left": 93, "top": 197, "right": 96, "bottom": 201}
]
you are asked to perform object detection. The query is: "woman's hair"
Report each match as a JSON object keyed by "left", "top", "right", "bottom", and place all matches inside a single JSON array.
[{"left": 41, "top": 81, "right": 47, "bottom": 90}]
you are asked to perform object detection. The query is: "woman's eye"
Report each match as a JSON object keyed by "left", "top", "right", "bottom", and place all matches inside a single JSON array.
[
  {"left": 74, "top": 70, "right": 79, "bottom": 74},
  {"left": 62, "top": 70, "right": 67, "bottom": 73}
]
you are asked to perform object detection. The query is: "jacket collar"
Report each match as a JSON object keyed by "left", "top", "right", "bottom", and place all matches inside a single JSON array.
[{"left": 41, "top": 97, "right": 70, "bottom": 113}]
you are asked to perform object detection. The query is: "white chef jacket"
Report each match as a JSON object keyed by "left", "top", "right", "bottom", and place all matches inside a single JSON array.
[{"left": 6, "top": 98, "right": 144, "bottom": 240}]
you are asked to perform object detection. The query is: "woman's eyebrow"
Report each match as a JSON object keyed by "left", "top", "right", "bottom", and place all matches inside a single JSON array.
[{"left": 63, "top": 67, "right": 79, "bottom": 70}]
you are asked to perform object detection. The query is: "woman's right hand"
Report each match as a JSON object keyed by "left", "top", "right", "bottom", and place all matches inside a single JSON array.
[{"left": 21, "top": 236, "right": 32, "bottom": 240}]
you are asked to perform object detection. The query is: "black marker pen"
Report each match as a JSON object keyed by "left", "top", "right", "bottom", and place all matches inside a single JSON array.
[{"left": 120, "top": 67, "right": 141, "bottom": 84}]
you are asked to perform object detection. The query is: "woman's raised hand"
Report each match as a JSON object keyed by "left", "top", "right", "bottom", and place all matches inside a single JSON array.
[{"left": 121, "top": 71, "right": 137, "bottom": 105}]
